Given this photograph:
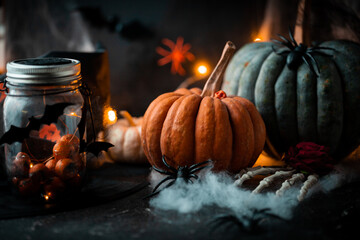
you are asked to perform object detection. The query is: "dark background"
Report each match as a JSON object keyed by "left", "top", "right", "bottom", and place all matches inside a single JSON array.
[
  {"left": 2, "top": 0, "right": 271, "bottom": 116},
  {"left": 4, "top": 0, "right": 360, "bottom": 116}
]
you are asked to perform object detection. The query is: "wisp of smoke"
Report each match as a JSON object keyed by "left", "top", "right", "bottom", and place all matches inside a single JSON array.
[{"left": 149, "top": 163, "right": 360, "bottom": 220}]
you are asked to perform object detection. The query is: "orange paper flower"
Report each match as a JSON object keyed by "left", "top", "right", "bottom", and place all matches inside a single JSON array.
[
  {"left": 39, "top": 123, "right": 61, "bottom": 142},
  {"left": 156, "top": 37, "right": 195, "bottom": 76}
]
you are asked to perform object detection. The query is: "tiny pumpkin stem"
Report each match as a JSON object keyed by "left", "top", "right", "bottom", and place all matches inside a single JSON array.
[
  {"left": 120, "top": 110, "right": 137, "bottom": 126},
  {"left": 201, "top": 41, "right": 236, "bottom": 97}
]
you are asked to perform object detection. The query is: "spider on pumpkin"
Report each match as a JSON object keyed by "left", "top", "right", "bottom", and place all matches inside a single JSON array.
[
  {"left": 234, "top": 142, "right": 335, "bottom": 201},
  {"left": 271, "top": 27, "right": 334, "bottom": 77},
  {"left": 145, "top": 155, "right": 212, "bottom": 198}
]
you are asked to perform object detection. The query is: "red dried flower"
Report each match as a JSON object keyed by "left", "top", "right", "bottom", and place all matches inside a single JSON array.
[{"left": 283, "top": 142, "right": 335, "bottom": 176}]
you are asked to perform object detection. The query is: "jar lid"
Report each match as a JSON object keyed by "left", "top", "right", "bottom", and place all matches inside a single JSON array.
[{"left": 6, "top": 58, "right": 81, "bottom": 85}]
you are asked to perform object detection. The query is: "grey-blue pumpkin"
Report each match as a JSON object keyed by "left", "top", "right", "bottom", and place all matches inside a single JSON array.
[{"left": 222, "top": 40, "right": 360, "bottom": 159}]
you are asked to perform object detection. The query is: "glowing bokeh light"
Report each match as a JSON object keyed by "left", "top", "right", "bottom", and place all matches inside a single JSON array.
[{"left": 197, "top": 65, "right": 208, "bottom": 75}]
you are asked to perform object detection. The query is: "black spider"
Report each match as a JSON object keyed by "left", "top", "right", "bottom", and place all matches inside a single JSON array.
[
  {"left": 144, "top": 155, "right": 212, "bottom": 199},
  {"left": 271, "top": 27, "right": 334, "bottom": 77},
  {"left": 209, "top": 208, "right": 286, "bottom": 234}
]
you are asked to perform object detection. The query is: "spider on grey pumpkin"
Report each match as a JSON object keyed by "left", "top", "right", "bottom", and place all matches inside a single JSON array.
[
  {"left": 144, "top": 155, "right": 212, "bottom": 199},
  {"left": 271, "top": 27, "right": 334, "bottom": 77}
]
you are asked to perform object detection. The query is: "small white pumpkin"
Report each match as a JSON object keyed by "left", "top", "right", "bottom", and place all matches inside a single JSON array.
[{"left": 104, "top": 111, "right": 147, "bottom": 164}]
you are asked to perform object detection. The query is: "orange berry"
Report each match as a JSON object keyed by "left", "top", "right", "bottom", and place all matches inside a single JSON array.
[
  {"left": 59, "top": 134, "right": 80, "bottom": 151},
  {"left": 18, "top": 178, "right": 40, "bottom": 196},
  {"left": 55, "top": 158, "right": 77, "bottom": 180},
  {"left": 44, "top": 176, "right": 65, "bottom": 199},
  {"left": 29, "top": 163, "right": 51, "bottom": 183},
  {"left": 53, "top": 142, "right": 77, "bottom": 161},
  {"left": 11, "top": 152, "right": 31, "bottom": 178},
  {"left": 45, "top": 159, "right": 58, "bottom": 172}
]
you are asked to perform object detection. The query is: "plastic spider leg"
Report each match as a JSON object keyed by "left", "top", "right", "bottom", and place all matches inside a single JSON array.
[
  {"left": 152, "top": 175, "right": 175, "bottom": 193},
  {"left": 275, "top": 173, "right": 305, "bottom": 196},
  {"left": 305, "top": 53, "right": 321, "bottom": 76},
  {"left": 307, "top": 49, "right": 333, "bottom": 57},
  {"left": 161, "top": 155, "right": 177, "bottom": 172},
  {"left": 277, "top": 34, "right": 295, "bottom": 48},
  {"left": 143, "top": 179, "right": 176, "bottom": 199},
  {"left": 297, "top": 174, "right": 319, "bottom": 201},
  {"left": 271, "top": 38, "right": 294, "bottom": 50},
  {"left": 188, "top": 159, "right": 212, "bottom": 171},
  {"left": 272, "top": 45, "right": 290, "bottom": 56},
  {"left": 309, "top": 46, "right": 335, "bottom": 51},
  {"left": 188, "top": 165, "right": 211, "bottom": 174},
  {"left": 209, "top": 214, "right": 245, "bottom": 232},
  {"left": 152, "top": 165, "right": 174, "bottom": 175},
  {"left": 301, "top": 55, "right": 319, "bottom": 77},
  {"left": 288, "top": 26, "right": 298, "bottom": 47},
  {"left": 252, "top": 170, "right": 296, "bottom": 194},
  {"left": 189, "top": 173, "right": 199, "bottom": 180}
]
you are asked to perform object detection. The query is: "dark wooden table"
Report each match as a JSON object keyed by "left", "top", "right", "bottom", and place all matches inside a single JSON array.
[{"left": 0, "top": 162, "right": 359, "bottom": 240}]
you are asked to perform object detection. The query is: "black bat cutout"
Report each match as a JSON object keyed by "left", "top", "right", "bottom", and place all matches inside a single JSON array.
[
  {"left": 84, "top": 141, "right": 114, "bottom": 157},
  {"left": 0, "top": 102, "right": 73, "bottom": 145},
  {"left": 77, "top": 102, "right": 113, "bottom": 156},
  {"left": 0, "top": 101, "right": 114, "bottom": 157}
]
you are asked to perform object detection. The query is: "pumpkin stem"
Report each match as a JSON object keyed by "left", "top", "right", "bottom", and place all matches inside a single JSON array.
[
  {"left": 201, "top": 41, "right": 236, "bottom": 97},
  {"left": 120, "top": 110, "right": 137, "bottom": 126}
]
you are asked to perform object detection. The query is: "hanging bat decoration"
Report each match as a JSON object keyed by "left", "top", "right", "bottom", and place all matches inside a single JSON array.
[
  {"left": 0, "top": 103, "right": 72, "bottom": 145},
  {"left": 77, "top": 86, "right": 114, "bottom": 156},
  {"left": 83, "top": 141, "right": 114, "bottom": 157},
  {"left": 0, "top": 102, "right": 113, "bottom": 156}
]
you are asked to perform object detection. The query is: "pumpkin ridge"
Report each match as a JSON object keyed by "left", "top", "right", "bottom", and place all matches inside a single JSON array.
[
  {"left": 160, "top": 94, "right": 202, "bottom": 168},
  {"left": 297, "top": 64, "right": 318, "bottom": 144},
  {"left": 275, "top": 66, "right": 298, "bottom": 150},
  {"left": 142, "top": 92, "right": 181, "bottom": 157},
  {"left": 238, "top": 46, "right": 273, "bottom": 102},
  {"left": 255, "top": 52, "right": 286, "bottom": 153},
  {"left": 321, "top": 41, "right": 360, "bottom": 158},
  {"left": 143, "top": 94, "right": 182, "bottom": 166},
  {"left": 213, "top": 98, "right": 233, "bottom": 170},
  {"left": 195, "top": 97, "right": 215, "bottom": 165},
  {"left": 224, "top": 43, "right": 271, "bottom": 95},
  {"left": 315, "top": 54, "right": 343, "bottom": 154},
  {"left": 222, "top": 98, "right": 255, "bottom": 172},
  {"left": 233, "top": 96, "right": 266, "bottom": 166}
]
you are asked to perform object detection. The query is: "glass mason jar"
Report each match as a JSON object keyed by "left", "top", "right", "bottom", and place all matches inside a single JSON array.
[{"left": 3, "top": 58, "right": 86, "bottom": 200}]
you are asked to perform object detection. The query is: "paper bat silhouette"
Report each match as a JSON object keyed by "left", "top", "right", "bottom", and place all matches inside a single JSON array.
[
  {"left": 0, "top": 103, "right": 73, "bottom": 145},
  {"left": 0, "top": 101, "right": 114, "bottom": 156},
  {"left": 77, "top": 103, "right": 114, "bottom": 156},
  {"left": 84, "top": 141, "right": 114, "bottom": 157}
]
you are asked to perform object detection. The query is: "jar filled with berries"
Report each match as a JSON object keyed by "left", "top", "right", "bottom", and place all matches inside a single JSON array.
[{"left": 3, "top": 58, "right": 86, "bottom": 200}]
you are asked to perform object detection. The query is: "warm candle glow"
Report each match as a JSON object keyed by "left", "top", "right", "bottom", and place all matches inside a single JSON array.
[
  {"left": 103, "top": 106, "right": 118, "bottom": 126},
  {"left": 254, "top": 38, "right": 262, "bottom": 42},
  {"left": 108, "top": 110, "right": 116, "bottom": 122},
  {"left": 44, "top": 194, "right": 49, "bottom": 201},
  {"left": 29, "top": 163, "right": 33, "bottom": 168},
  {"left": 197, "top": 65, "right": 208, "bottom": 75},
  {"left": 194, "top": 62, "right": 210, "bottom": 77}
]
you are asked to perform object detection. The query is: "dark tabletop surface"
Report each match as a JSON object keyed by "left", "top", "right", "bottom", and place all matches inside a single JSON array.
[{"left": 0, "top": 162, "right": 359, "bottom": 240}]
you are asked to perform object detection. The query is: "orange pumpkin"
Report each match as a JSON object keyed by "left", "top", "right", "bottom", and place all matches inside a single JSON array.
[{"left": 141, "top": 42, "right": 266, "bottom": 173}]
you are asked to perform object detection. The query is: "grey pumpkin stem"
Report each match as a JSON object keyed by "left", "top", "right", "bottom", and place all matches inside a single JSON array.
[{"left": 201, "top": 41, "right": 236, "bottom": 97}]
